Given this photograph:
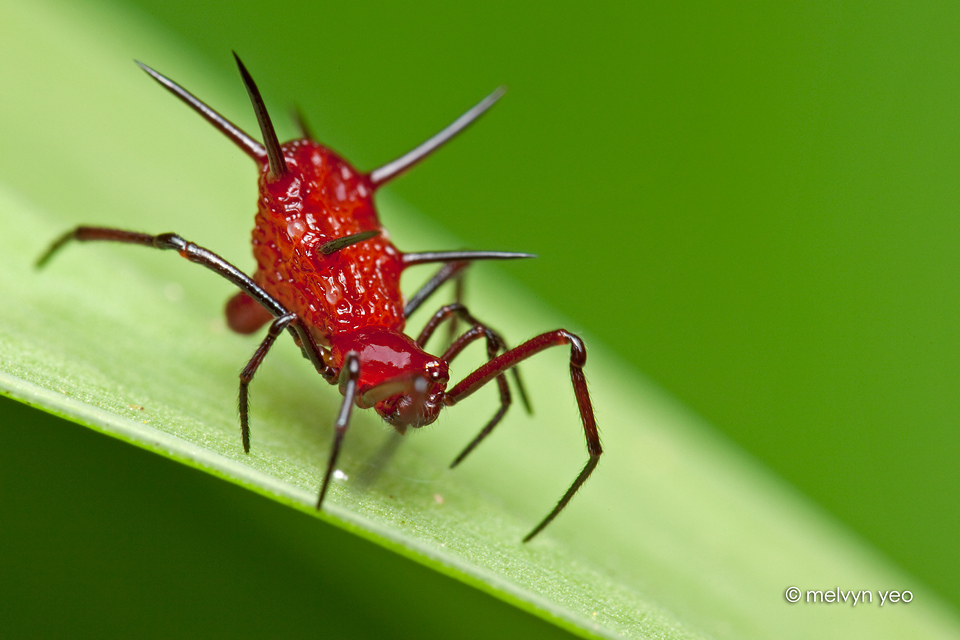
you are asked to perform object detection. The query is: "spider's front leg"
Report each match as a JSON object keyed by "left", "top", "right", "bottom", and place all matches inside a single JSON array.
[
  {"left": 317, "top": 352, "right": 361, "bottom": 509},
  {"left": 443, "top": 329, "right": 601, "bottom": 542},
  {"left": 37, "top": 226, "right": 336, "bottom": 451},
  {"left": 316, "top": 359, "right": 436, "bottom": 511}
]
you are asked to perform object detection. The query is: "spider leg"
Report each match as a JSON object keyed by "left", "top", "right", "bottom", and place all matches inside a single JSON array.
[
  {"left": 443, "top": 329, "right": 600, "bottom": 542},
  {"left": 402, "top": 250, "right": 536, "bottom": 319},
  {"left": 317, "top": 352, "right": 361, "bottom": 510},
  {"left": 38, "top": 226, "right": 340, "bottom": 453},
  {"left": 417, "top": 303, "right": 534, "bottom": 470},
  {"left": 418, "top": 303, "right": 531, "bottom": 412},
  {"left": 449, "top": 270, "right": 465, "bottom": 344},
  {"left": 442, "top": 324, "right": 512, "bottom": 467},
  {"left": 38, "top": 225, "right": 340, "bottom": 458},
  {"left": 36, "top": 225, "right": 335, "bottom": 380},
  {"left": 239, "top": 312, "right": 296, "bottom": 453},
  {"left": 405, "top": 260, "right": 472, "bottom": 347},
  {"left": 404, "top": 260, "right": 470, "bottom": 319},
  {"left": 317, "top": 360, "right": 430, "bottom": 510}
]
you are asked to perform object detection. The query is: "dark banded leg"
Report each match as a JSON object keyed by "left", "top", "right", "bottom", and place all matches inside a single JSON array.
[
  {"left": 404, "top": 251, "right": 534, "bottom": 340},
  {"left": 37, "top": 225, "right": 340, "bottom": 460},
  {"left": 404, "top": 260, "right": 470, "bottom": 319},
  {"left": 316, "top": 356, "right": 434, "bottom": 511},
  {"left": 38, "top": 227, "right": 284, "bottom": 314},
  {"left": 443, "top": 329, "right": 601, "bottom": 542},
  {"left": 37, "top": 226, "right": 335, "bottom": 380},
  {"left": 418, "top": 303, "right": 533, "bottom": 467},
  {"left": 448, "top": 270, "right": 465, "bottom": 343},
  {"left": 441, "top": 325, "right": 512, "bottom": 467},
  {"left": 418, "top": 303, "right": 531, "bottom": 412},
  {"left": 239, "top": 312, "right": 296, "bottom": 453},
  {"left": 318, "top": 352, "right": 361, "bottom": 509}
]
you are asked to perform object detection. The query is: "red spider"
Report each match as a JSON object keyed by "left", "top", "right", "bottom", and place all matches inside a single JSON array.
[{"left": 38, "top": 54, "right": 600, "bottom": 541}]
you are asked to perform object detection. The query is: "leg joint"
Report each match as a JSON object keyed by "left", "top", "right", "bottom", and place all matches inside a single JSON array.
[
  {"left": 152, "top": 232, "right": 186, "bottom": 252},
  {"left": 560, "top": 330, "right": 587, "bottom": 368}
]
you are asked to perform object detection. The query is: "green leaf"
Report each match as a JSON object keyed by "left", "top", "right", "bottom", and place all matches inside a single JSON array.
[{"left": 1, "top": 1, "right": 958, "bottom": 638}]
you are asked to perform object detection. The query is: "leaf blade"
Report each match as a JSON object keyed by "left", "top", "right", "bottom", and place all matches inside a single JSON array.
[{"left": 1, "top": 2, "right": 959, "bottom": 639}]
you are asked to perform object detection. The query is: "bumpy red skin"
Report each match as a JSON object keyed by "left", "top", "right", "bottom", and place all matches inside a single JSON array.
[
  {"left": 225, "top": 139, "right": 448, "bottom": 428},
  {"left": 228, "top": 140, "right": 403, "bottom": 339}
]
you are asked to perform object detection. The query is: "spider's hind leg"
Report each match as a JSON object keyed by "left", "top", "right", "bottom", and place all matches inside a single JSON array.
[{"left": 443, "top": 328, "right": 601, "bottom": 542}]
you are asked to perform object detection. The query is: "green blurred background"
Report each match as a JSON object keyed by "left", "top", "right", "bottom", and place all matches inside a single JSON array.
[{"left": 3, "top": 0, "right": 959, "bottom": 632}]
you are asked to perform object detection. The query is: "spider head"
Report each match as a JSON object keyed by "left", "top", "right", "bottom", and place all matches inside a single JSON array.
[
  {"left": 374, "top": 360, "right": 449, "bottom": 431},
  {"left": 333, "top": 328, "right": 449, "bottom": 433}
]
